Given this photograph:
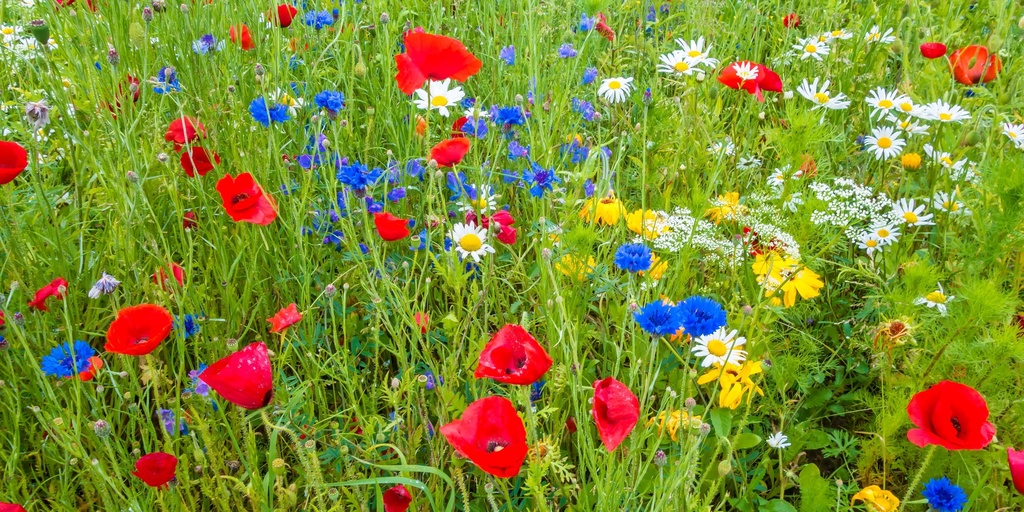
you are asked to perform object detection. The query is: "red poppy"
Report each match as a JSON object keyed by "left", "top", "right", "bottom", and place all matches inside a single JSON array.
[
  {"left": 429, "top": 138, "right": 471, "bottom": 167},
  {"left": 382, "top": 484, "right": 412, "bottom": 512},
  {"left": 906, "top": 380, "right": 995, "bottom": 450},
  {"left": 216, "top": 172, "right": 278, "bottom": 225},
  {"left": 414, "top": 312, "right": 429, "bottom": 334},
  {"left": 200, "top": 341, "right": 274, "bottom": 409},
  {"left": 272, "top": 4, "right": 298, "bottom": 27},
  {"left": 451, "top": 116, "right": 469, "bottom": 138},
  {"left": 474, "top": 324, "right": 552, "bottom": 385},
  {"left": 491, "top": 210, "right": 517, "bottom": 245},
  {"left": 566, "top": 417, "right": 577, "bottom": 434},
  {"left": 594, "top": 13, "right": 615, "bottom": 42},
  {"left": 0, "top": 141, "right": 29, "bottom": 185},
  {"left": 0, "top": 503, "right": 26, "bottom": 512},
  {"left": 28, "top": 277, "right": 69, "bottom": 311},
  {"left": 133, "top": 452, "right": 178, "bottom": 488},
  {"left": 104, "top": 304, "right": 173, "bottom": 356},
  {"left": 180, "top": 147, "right": 220, "bottom": 177},
  {"left": 183, "top": 211, "right": 198, "bottom": 230},
  {"left": 374, "top": 212, "right": 411, "bottom": 241},
  {"left": 1009, "top": 448, "right": 1024, "bottom": 494},
  {"left": 229, "top": 24, "right": 255, "bottom": 51},
  {"left": 78, "top": 356, "right": 104, "bottom": 381},
  {"left": 56, "top": 0, "right": 96, "bottom": 10},
  {"left": 394, "top": 32, "right": 483, "bottom": 95},
  {"left": 0, "top": 311, "right": 5, "bottom": 329},
  {"left": 592, "top": 377, "right": 639, "bottom": 452},
  {"left": 782, "top": 13, "right": 800, "bottom": 28},
  {"left": 718, "top": 61, "right": 783, "bottom": 102},
  {"left": 920, "top": 42, "right": 947, "bottom": 59},
  {"left": 949, "top": 45, "right": 1001, "bottom": 85},
  {"left": 440, "top": 396, "right": 527, "bottom": 478},
  {"left": 164, "top": 116, "right": 206, "bottom": 150},
  {"left": 268, "top": 303, "right": 301, "bottom": 333},
  {"left": 152, "top": 262, "right": 185, "bottom": 291}
]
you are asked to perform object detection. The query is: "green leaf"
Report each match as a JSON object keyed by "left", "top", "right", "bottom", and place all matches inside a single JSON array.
[
  {"left": 764, "top": 499, "right": 798, "bottom": 512},
  {"left": 733, "top": 432, "right": 762, "bottom": 450},
  {"left": 798, "top": 464, "right": 834, "bottom": 512},
  {"left": 709, "top": 408, "right": 732, "bottom": 439}
]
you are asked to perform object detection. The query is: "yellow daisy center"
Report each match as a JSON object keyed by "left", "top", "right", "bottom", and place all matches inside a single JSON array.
[
  {"left": 814, "top": 92, "right": 830, "bottom": 104},
  {"left": 866, "top": 239, "right": 878, "bottom": 247},
  {"left": 458, "top": 233, "right": 482, "bottom": 252},
  {"left": 687, "top": 50, "right": 701, "bottom": 58},
  {"left": 877, "top": 229, "right": 890, "bottom": 238},
  {"left": 949, "top": 203, "right": 960, "bottom": 211},
  {"left": 877, "top": 137, "right": 892, "bottom": 149},
  {"left": 805, "top": 44, "right": 818, "bottom": 53},
  {"left": 707, "top": 339, "right": 728, "bottom": 357},
  {"left": 431, "top": 96, "right": 449, "bottom": 107},
  {"left": 470, "top": 197, "right": 489, "bottom": 210},
  {"left": 673, "top": 61, "right": 689, "bottom": 72},
  {"left": 608, "top": 80, "right": 622, "bottom": 90},
  {"left": 925, "top": 291, "right": 947, "bottom": 303},
  {"left": 903, "top": 212, "right": 919, "bottom": 223},
  {"left": 941, "top": 156, "right": 953, "bottom": 166},
  {"left": 878, "top": 99, "right": 893, "bottom": 109},
  {"left": 1010, "top": 132, "right": 1019, "bottom": 138},
  {"left": 1, "top": 28, "right": 14, "bottom": 35},
  {"left": 900, "top": 102, "right": 914, "bottom": 112},
  {"left": 939, "top": 112, "right": 952, "bottom": 121},
  {"left": 832, "top": 30, "right": 844, "bottom": 37}
]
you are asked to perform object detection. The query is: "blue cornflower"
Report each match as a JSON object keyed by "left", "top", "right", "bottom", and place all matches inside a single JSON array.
[
  {"left": 305, "top": 10, "right": 334, "bottom": 29},
  {"left": 386, "top": 187, "right": 406, "bottom": 202},
  {"left": 646, "top": 6, "right": 657, "bottom": 22},
  {"left": 558, "top": 43, "right": 577, "bottom": 58},
  {"left": 499, "top": 45, "right": 516, "bottom": 65},
  {"left": 462, "top": 116, "right": 489, "bottom": 138},
  {"left": 922, "top": 477, "right": 967, "bottom": 512},
  {"left": 323, "top": 230, "right": 344, "bottom": 248},
  {"left": 405, "top": 159, "right": 424, "bottom": 179},
  {"left": 446, "top": 171, "right": 470, "bottom": 200},
  {"left": 584, "top": 179, "right": 596, "bottom": 197},
  {"left": 522, "top": 161, "right": 561, "bottom": 197},
  {"left": 249, "top": 97, "right": 290, "bottom": 127},
  {"left": 492, "top": 106, "right": 526, "bottom": 127},
  {"left": 562, "top": 140, "right": 590, "bottom": 164},
  {"left": 336, "top": 161, "right": 382, "bottom": 191},
  {"left": 461, "top": 96, "right": 476, "bottom": 109},
  {"left": 158, "top": 409, "right": 188, "bottom": 436},
  {"left": 579, "top": 13, "right": 596, "bottom": 31},
  {"left": 582, "top": 67, "right": 598, "bottom": 85},
  {"left": 186, "top": 365, "right": 210, "bottom": 397},
  {"left": 40, "top": 340, "right": 96, "bottom": 378},
  {"left": 508, "top": 140, "right": 530, "bottom": 160},
  {"left": 424, "top": 370, "right": 444, "bottom": 390},
  {"left": 530, "top": 380, "right": 545, "bottom": 403},
  {"left": 365, "top": 196, "right": 384, "bottom": 213},
  {"left": 572, "top": 98, "right": 597, "bottom": 122},
  {"left": 676, "top": 296, "right": 727, "bottom": 337},
  {"left": 153, "top": 66, "right": 181, "bottom": 94},
  {"left": 314, "top": 90, "right": 345, "bottom": 115},
  {"left": 191, "top": 34, "right": 223, "bottom": 54},
  {"left": 634, "top": 301, "right": 684, "bottom": 336},
  {"left": 175, "top": 314, "right": 201, "bottom": 340},
  {"left": 614, "top": 243, "right": 652, "bottom": 272}
]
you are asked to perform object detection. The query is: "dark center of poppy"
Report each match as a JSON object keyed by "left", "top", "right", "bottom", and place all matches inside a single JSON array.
[
  {"left": 950, "top": 417, "right": 961, "bottom": 434},
  {"left": 231, "top": 193, "right": 250, "bottom": 205},
  {"left": 486, "top": 440, "right": 508, "bottom": 453},
  {"left": 505, "top": 355, "right": 528, "bottom": 374},
  {"left": 133, "top": 336, "right": 149, "bottom": 346}
]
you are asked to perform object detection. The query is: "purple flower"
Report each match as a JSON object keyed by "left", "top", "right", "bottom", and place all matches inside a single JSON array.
[
  {"left": 387, "top": 187, "right": 406, "bottom": 202},
  {"left": 499, "top": 45, "right": 515, "bottom": 65},
  {"left": 508, "top": 140, "right": 530, "bottom": 160},
  {"left": 557, "top": 43, "right": 577, "bottom": 58},
  {"left": 582, "top": 67, "right": 598, "bottom": 85}
]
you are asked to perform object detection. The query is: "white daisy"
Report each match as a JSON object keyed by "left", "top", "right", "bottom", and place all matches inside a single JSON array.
[
  {"left": 766, "top": 432, "right": 791, "bottom": 449},
  {"left": 597, "top": 77, "right": 634, "bottom": 104},
  {"left": 657, "top": 50, "right": 698, "bottom": 76},
  {"left": 0, "top": 25, "right": 22, "bottom": 44},
  {"left": 914, "top": 283, "right": 954, "bottom": 315},
  {"left": 796, "top": 78, "right": 850, "bottom": 110},
  {"left": 674, "top": 37, "right": 719, "bottom": 68},
  {"left": 856, "top": 233, "right": 884, "bottom": 256},
  {"left": 795, "top": 37, "right": 830, "bottom": 60},
  {"left": 894, "top": 97, "right": 923, "bottom": 118},
  {"left": 271, "top": 89, "right": 305, "bottom": 117},
  {"left": 691, "top": 327, "right": 747, "bottom": 368},
  {"left": 449, "top": 222, "right": 495, "bottom": 262},
  {"left": 921, "top": 100, "right": 971, "bottom": 123},
  {"left": 1002, "top": 122, "right": 1024, "bottom": 147},
  {"left": 463, "top": 107, "right": 490, "bottom": 119},
  {"left": 933, "top": 191, "right": 971, "bottom": 216},
  {"left": 891, "top": 198, "right": 934, "bottom": 227},
  {"left": 864, "top": 25, "right": 896, "bottom": 44},
  {"left": 737, "top": 156, "right": 762, "bottom": 170},
  {"left": 887, "top": 115, "right": 930, "bottom": 137},
  {"left": 863, "top": 126, "right": 905, "bottom": 160},
  {"left": 865, "top": 87, "right": 907, "bottom": 120},
  {"left": 869, "top": 223, "right": 900, "bottom": 245},
  {"left": 923, "top": 144, "right": 968, "bottom": 171},
  {"left": 782, "top": 192, "right": 803, "bottom": 213},
  {"left": 823, "top": 28, "right": 854, "bottom": 41},
  {"left": 459, "top": 185, "right": 499, "bottom": 214},
  {"left": 767, "top": 165, "right": 790, "bottom": 188},
  {"left": 412, "top": 79, "right": 465, "bottom": 117}
]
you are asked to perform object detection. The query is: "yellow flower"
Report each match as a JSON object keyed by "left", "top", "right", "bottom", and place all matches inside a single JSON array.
[
  {"left": 647, "top": 410, "right": 700, "bottom": 441},
  {"left": 901, "top": 152, "right": 921, "bottom": 169},
  {"left": 752, "top": 253, "right": 824, "bottom": 308},
  {"left": 639, "top": 254, "right": 668, "bottom": 280},
  {"left": 697, "top": 361, "right": 764, "bottom": 410},
  {"left": 851, "top": 485, "right": 900, "bottom": 511},
  {"left": 556, "top": 254, "right": 596, "bottom": 281},
  {"left": 705, "top": 192, "right": 745, "bottom": 224},
  {"left": 626, "top": 209, "right": 670, "bottom": 239},
  {"left": 580, "top": 193, "right": 626, "bottom": 226}
]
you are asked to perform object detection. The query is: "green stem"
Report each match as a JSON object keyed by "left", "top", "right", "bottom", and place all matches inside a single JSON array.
[{"left": 902, "top": 444, "right": 938, "bottom": 505}]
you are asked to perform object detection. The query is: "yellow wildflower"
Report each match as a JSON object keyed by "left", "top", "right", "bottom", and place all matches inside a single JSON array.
[
  {"left": 901, "top": 152, "right": 921, "bottom": 169},
  {"left": 626, "top": 209, "right": 670, "bottom": 239},
  {"left": 752, "top": 253, "right": 824, "bottom": 308},
  {"left": 705, "top": 192, "right": 745, "bottom": 224},
  {"left": 851, "top": 485, "right": 900, "bottom": 512},
  {"left": 555, "top": 254, "right": 596, "bottom": 281},
  {"left": 647, "top": 410, "right": 701, "bottom": 441},
  {"left": 639, "top": 254, "right": 668, "bottom": 280},
  {"left": 697, "top": 361, "right": 764, "bottom": 410},
  {"left": 580, "top": 192, "right": 626, "bottom": 226}
]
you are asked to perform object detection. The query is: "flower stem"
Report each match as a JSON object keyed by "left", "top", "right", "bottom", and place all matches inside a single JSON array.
[{"left": 902, "top": 444, "right": 938, "bottom": 504}]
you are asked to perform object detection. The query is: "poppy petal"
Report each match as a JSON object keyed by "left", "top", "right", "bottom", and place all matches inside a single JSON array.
[{"left": 200, "top": 342, "right": 274, "bottom": 410}]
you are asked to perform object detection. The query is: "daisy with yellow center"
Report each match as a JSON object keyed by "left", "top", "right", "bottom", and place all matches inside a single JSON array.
[
  {"left": 597, "top": 76, "right": 634, "bottom": 104},
  {"left": 865, "top": 87, "right": 907, "bottom": 120},
  {"left": 864, "top": 126, "right": 905, "bottom": 160},
  {"left": 674, "top": 37, "right": 719, "bottom": 68},
  {"left": 923, "top": 100, "right": 971, "bottom": 124},
  {"left": 691, "top": 327, "right": 746, "bottom": 368},
  {"left": 856, "top": 234, "right": 883, "bottom": 256},
  {"left": 794, "top": 37, "right": 829, "bottom": 60},
  {"left": 412, "top": 79, "right": 466, "bottom": 117},
  {"left": 656, "top": 50, "right": 698, "bottom": 76},
  {"left": 449, "top": 222, "right": 495, "bottom": 262},
  {"left": 796, "top": 78, "right": 850, "bottom": 110},
  {"left": 892, "top": 198, "right": 934, "bottom": 227},
  {"left": 915, "top": 282, "right": 954, "bottom": 315},
  {"left": 1002, "top": 122, "right": 1024, "bottom": 147}
]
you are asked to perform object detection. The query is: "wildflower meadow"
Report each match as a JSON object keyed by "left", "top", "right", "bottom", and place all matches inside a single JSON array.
[{"left": 2, "top": 0, "right": 1024, "bottom": 510}]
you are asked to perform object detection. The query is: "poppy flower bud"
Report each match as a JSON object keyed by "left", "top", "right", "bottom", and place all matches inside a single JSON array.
[
  {"left": 717, "top": 459, "right": 731, "bottom": 476},
  {"left": 782, "top": 13, "right": 800, "bottom": 28},
  {"left": 157, "top": 152, "right": 169, "bottom": 162},
  {"left": 27, "top": 20, "right": 49, "bottom": 45},
  {"left": 271, "top": 458, "right": 287, "bottom": 475},
  {"left": 354, "top": 62, "right": 367, "bottom": 77}
]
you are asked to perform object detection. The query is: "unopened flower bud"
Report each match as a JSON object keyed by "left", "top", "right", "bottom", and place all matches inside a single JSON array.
[
  {"left": 142, "top": 7, "right": 153, "bottom": 22},
  {"left": 93, "top": 420, "right": 111, "bottom": 438},
  {"left": 653, "top": 450, "right": 667, "bottom": 467}
]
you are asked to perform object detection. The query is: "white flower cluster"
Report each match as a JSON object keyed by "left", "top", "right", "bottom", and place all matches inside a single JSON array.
[{"left": 808, "top": 178, "right": 895, "bottom": 241}]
